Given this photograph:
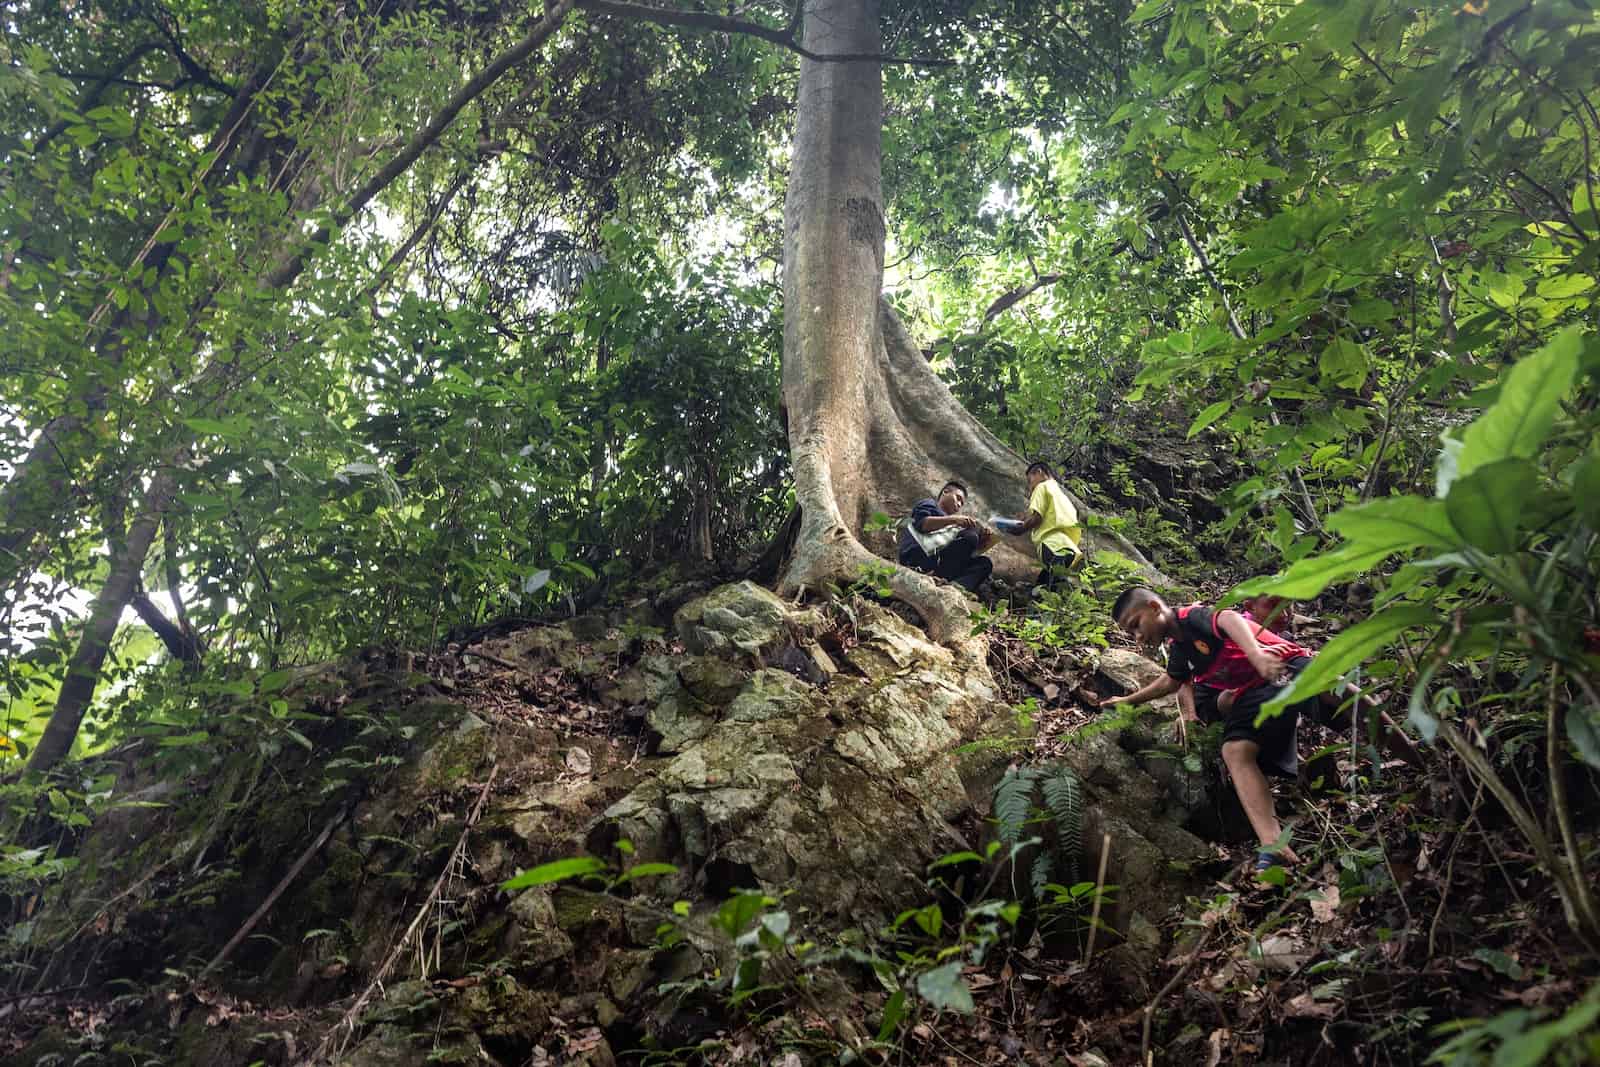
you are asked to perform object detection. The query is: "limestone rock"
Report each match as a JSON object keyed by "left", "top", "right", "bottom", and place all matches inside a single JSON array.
[
  {"left": 677, "top": 656, "right": 751, "bottom": 705},
  {"left": 726, "top": 669, "right": 811, "bottom": 723},
  {"left": 647, "top": 688, "right": 716, "bottom": 753},
  {"left": 1096, "top": 647, "right": 1165, "bottom": 693},
  {"left": 602, "top": 653, "right": 677, "bottom": 708},
  {"left": 601, "top": 600, "right": 1015, "bottom": 922},
  {"left": 674, "top": 580, "right": 793, "bottom": 656}
]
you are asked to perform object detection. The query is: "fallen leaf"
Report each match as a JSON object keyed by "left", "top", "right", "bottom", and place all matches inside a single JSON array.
[
  {"left": 1257, "top": 935, "right": 1310, "bottom": 972},
  {"left": 1205, "top": 1028, "right": 1229, "bottom": 1067},
  {"left": 1310, "top": 885, "right": 1341, "bottom": 923},
  {"left": 1284, "top": 992, "right": 1338, "bottom": 1019}
]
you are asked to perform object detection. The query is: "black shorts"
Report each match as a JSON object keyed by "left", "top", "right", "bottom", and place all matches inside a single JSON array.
[{"left": 1196, "top": 656, "right": 1325, "bottom": 779}]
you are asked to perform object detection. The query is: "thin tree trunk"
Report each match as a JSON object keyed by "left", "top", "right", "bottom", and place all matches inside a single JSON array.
[{"left": 27, "top": 470, "right": 178, "bottom": 773}]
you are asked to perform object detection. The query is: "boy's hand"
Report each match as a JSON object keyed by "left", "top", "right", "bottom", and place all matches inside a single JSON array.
[
  {"left": 1098, "top": 695, "right": 1125, "bottom": 708},
  {"left": 1249, "top": 651, "right": 1293, "bottom": 685}
]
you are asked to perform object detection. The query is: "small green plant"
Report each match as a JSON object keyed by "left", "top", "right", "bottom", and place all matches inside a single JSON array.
[
  {"left": 993, "top": 764, "right": 1084, "bottom": 894},
  {"left": 1428, "top": 982, "right": 1600, "bottom": 1067},
  {"left": 849, "top": 560, "right": 898, "bottom": 600}
]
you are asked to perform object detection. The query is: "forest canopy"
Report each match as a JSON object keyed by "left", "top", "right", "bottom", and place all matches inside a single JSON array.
[{"left": 0, "top": 0, "right": 1593, "bottom": 739}]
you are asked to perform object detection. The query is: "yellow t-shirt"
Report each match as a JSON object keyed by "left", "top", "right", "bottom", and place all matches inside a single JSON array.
[{"left": 1028, "top": 479, "right": 1082, "bottom": 556}]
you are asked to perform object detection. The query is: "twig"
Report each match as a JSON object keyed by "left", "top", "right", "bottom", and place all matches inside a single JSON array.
[
  {"left": 1140, "top": 924, "right": 1216, "bottom": 1067},
  {"left": 202, "top": 804, "right": 349, "bottom": 977},
  {"left": 461, "top": 647, "right": 529, "bottom": 674},
  {"left": 1545, "top": 667, "right": 1600, "bottom": 944},
  {"left": 575, "top": 0, "right": 954, "bottom": 66},
  {"left": 1084, "top": 832, "right": 1112, "bottom": 962},
  {"left": 306, "top": 765, "right": 498, "bottom": 1065},
  {"left": 1427, "top": 778, "right": 1484, "bottom": 959}
]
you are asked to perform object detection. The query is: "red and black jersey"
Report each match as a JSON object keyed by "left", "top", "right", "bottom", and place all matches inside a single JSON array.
[{"left": 1165, "top": 604, "right": 1312, "bottom": 692}]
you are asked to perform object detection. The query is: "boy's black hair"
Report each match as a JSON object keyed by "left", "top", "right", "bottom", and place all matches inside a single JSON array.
[
  {"left": 1111, "top": 586, "right": 1159, "bottom": 621},
  {"left": 1026, "top": 461, "right": 1054, "bottom": 478},
  {"left": 940, "top": 480, "right": 968, "bottom": 497}
]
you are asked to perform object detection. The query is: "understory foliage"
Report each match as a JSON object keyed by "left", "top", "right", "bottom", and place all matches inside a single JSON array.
[{"left": 3, "top": 0, "right": 1600, "bottom": 1061}]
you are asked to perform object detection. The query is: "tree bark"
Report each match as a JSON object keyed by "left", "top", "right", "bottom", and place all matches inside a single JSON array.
[
  {"left": 130, "top": 591, "right": 203, "bottom": 666},
  {"left": 776, "top": 0, "right": 1150, "bottom": 644},
  {"left": 26, "top": 470, "right": 178, "bottom": 773}
]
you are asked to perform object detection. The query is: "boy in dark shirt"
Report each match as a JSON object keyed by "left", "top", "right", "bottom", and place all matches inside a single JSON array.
[
  {"left": 897, "top": 480, "right": 994, "bottom": 593},
  {"left": 1099, "top": 587, "right": 1417, "bottom": 869}
]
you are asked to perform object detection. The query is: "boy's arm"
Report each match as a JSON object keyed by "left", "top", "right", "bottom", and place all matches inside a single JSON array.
[
  {"left": 1177, "top": 682, "right": 1199, "bottom": 723},
  {"left": 1215, "top": 609, "right": 1293, "bottom": 685},
  {"left": 1013, "top": 509, "right": 1042, "bottom": 533},
  {"left": 1098, "top": 673, "right": 1181, "bottom": 708},
  {"left": 916, "top": 511, "right": 977, "bottom": 532}
]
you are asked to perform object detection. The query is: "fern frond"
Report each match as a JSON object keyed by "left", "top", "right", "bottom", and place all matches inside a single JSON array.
[
  {"left": 1029, "top": 849, "right": 1052, "bottom": 900},
  {"left": 993, "top": 769, "right": 1038, "bottom": 845},
  {"left": 1040, "top": 769, "right": 1083, "bottom": 885}
]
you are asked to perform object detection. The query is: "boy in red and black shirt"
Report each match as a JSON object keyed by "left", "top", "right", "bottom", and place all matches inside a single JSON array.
[{"left": 1100, "top": 587, "right": 1417, "bottom": 869}]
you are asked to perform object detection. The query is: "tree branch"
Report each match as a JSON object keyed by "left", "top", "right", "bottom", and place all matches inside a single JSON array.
[
  {"left": 139, "top": 0, "right": 238, "bottom": 96},
  {"left": 575, "top": 0, "right": 953, "bottom": 66},
  {"left": 262, "top": 0, "right": 577, "bottom": 291},
  {"left": 130, "top": 590, "right": 202, "bottom": 665},
  {"left": 980, "top": 272, "right": 1066, "bottom": 326}
]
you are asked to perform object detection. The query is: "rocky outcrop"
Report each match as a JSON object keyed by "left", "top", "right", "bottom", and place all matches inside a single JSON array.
[{"left": 4, "top": 582, "right": 1219, "bottom": 1067}]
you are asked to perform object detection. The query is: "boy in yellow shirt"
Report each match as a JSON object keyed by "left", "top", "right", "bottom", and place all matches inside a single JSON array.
[{"left": 1007, "top": 462, "right": 1083, "bottom": 591}]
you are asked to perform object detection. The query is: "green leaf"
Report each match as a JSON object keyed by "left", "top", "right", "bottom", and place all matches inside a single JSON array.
[
  {"left": 1567, "top": 705, "right": 1600, "bottom": 771},
  {"left": 1228, "top": 542, "right": 1401, "bottom": 601},
  {"left": 501, "top": 856, "right": 607, "bottom": 891},
  {"left": 714, "top": 890, "right": 773, "bottom": 940},
  {"left": 928, "top": 851, "right": 984, "bottom": 870},
  {"left": 1327, "top": 497, "right": 1461, "bottom": 553},
  {"left": 1444, "top": 458, "right": 1538, "bottom": 554},
  {"left": 1347, "top": 299, "right": 1392, "bottom": 326},
  {"left": 1187, "top": 399, "right": 1233, "bottom": 439},
  {"left": 1129, "top": 0, "right": 1168, "bottom": 23},
  {"left": 1318, "top": 338, "right": 1368, "bottom": 387},
  {"left": 1570, "top": 447, "right": 1600, "bottom": 528},
  {"left": 1446, "top": 327, "right": 1584, "bottom": 491},
  {"left": 1258, "top": 606, "right": 1438, "bottom": 721},
  {"left": 183, "top": 417, "right": 231, "bottom": 436},
  {"left": 915, "top": 961, "right": 975, "bottom": 1014},
  {"left": 1471, "top": 947, "right": 1524, "bottom": 980},
  {"left": 877, "top": 988, "right": 908, "bottom": 1041},
  {"left": 615, "top": 862, "right": 678, "bottom": 884}
]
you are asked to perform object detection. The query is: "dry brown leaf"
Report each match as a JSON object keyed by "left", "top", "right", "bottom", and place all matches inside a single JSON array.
[
  {"left": 1284, "top": 992, "right": 1338, "bottom": 1019},
  {"left": 1205, "top": 1028, "right": 1229, "bottom": 1067},
  {"left": 564, "top": 746, "right": 592, "bottom": 775},
  {"left": 1257, "top": 934, "right": 1310, "bottom": 972},
  {"left": 1310, "top": 885, "right": 1341, "bottom": 923}
]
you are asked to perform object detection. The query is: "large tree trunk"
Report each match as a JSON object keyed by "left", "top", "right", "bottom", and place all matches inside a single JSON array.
[{"left": 777, "top": 0, "right": 1147, "bottom": 644}]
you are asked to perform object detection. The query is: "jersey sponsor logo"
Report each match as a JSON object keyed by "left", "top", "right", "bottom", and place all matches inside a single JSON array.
[{"left": 1193, "top": 639, "right": 1211, "bottom": 656}]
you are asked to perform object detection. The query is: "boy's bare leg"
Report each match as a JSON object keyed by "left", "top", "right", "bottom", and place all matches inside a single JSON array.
[{"left": 1222, "top": 739, "right": 1301, "bottom": 864}]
